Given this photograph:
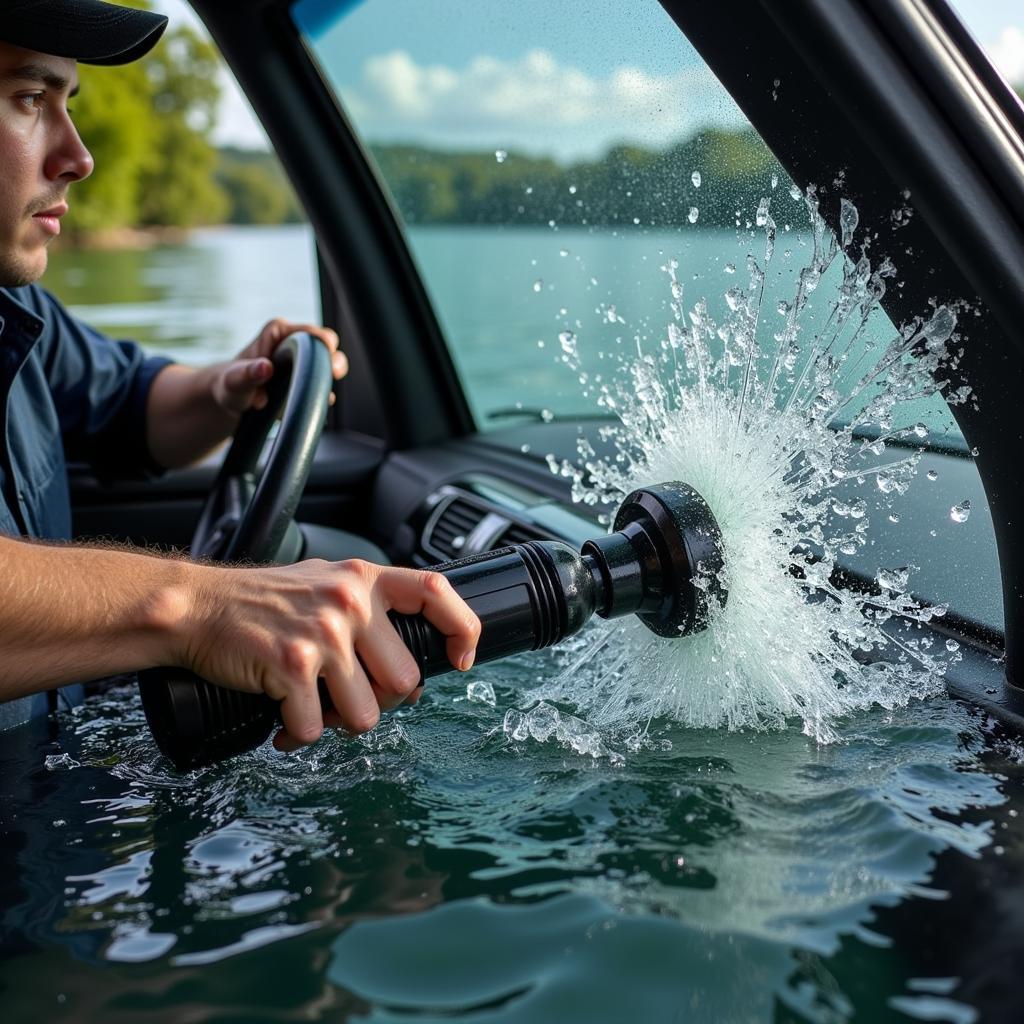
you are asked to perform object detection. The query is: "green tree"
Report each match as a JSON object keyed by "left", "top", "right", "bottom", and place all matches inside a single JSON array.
[
  {"left": 138, "top": 118, "right": 227, "bottom": 227},
  {"left": 63, "top": 55, "right": 156, "bottom": 236},
  {"left": 217, "top": 163, "right": 293, "bottom": 224},
  {"left": 63, "top": 3, "right": 229, "bottom": 239},
  {"left": 136, "top": 26, "right": 227, "bottom": 227},
  {"left": 215, "top": 147, "right": 303, "bottom": 225}
]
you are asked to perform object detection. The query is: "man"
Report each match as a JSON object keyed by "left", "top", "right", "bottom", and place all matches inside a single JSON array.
[{"left": 0, "top": 0, "right": 480, "bottom": 750}]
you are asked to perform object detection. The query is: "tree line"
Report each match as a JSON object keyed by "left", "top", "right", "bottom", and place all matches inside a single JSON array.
[{"left": 372, "top": 130, "right": 788, "bottom": 230}]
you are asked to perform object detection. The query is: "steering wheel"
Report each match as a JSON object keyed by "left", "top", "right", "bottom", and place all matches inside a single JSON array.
[{"left": 190, "top": 332, "right": 333, "bottom": 564}]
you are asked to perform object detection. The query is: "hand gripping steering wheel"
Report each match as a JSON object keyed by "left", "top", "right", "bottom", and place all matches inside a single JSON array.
[
  {"left": 139, "top": 332, "right": 334, "bottom": 768},
  {"left": 190, "top": 332, "right": 333, "bottom": 564}
]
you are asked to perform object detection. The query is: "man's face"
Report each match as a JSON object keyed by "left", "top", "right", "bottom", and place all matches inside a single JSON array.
[{"left": 0, "top": 41, "right": 93, "bottom": 288}]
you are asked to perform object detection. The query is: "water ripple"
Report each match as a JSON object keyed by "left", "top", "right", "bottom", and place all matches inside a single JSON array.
[{"left": 0, "top": 671, "right": 1009, "bottom": 1021}]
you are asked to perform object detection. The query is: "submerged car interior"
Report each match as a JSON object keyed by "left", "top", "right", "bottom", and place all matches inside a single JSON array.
[{"left": 64, "top": 0, "right": 1024, "bottom": 741}]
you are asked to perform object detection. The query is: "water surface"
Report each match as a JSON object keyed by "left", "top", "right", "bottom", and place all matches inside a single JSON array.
[{"left": 1, "top": 641, "right": 1021, "bottom": 1021}]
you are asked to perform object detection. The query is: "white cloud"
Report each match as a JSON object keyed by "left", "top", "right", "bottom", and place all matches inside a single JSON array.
[
  {"left": 346, "top": 49, "right": 744, "bottom": 159},
  {"left": 149, "top": 4, "right": 738, "bottom": 156},
  {"left": 990, "top": 25, "right": 1024, "bottom": 84}
]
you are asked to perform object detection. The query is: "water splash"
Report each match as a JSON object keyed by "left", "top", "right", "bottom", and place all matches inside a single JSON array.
[
  {"left": 538, "top": 189, "right": 969, "bottom": 742},
  {"left": 466, "top": 680, "right": 497, "bottom": 706},
  {"left": 950, "top": 500, "right": 971, "bottom": 523},
  {"left": 502, "top": 701, "right": 621, "bottom": 761}
]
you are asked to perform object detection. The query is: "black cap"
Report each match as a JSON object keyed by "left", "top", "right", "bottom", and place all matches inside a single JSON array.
[{"left": 0, "top": 0, "right": 169, "bottom": 66}]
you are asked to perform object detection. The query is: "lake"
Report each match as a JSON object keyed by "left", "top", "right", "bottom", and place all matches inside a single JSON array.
[{"left": 2, "top": 647, "right": 1020, "bottom": 1022}]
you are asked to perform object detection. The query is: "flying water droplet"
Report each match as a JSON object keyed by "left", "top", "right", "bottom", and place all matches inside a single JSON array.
[
  {"left": 531, "top": 193, "right": 965, "bottom": 747},
  {"left": 533, "top": 279, "right": 543, "bottom": 293},
  {"left": 466, "top": 680, "right": 496, "bottom": 706},
  {"left": 691, "top": 170, "right": 702, "bottom": 188},
  {"left": 44, "top": 753, "right": 81, "bottom": 771},
  {"left": 950, "top": 500, "right": 971, "bottom": 523},
  {"left": 688, "top": 207, "right": 699, "bottom": 224},
  {"left": 876, "top": 566, "right": 911, "bottom": 594},
  {"left": 526, "top": 702, "right": 560, "bottom": 742},
  {"left": 927, "top": 470, "right": 938, "bottom": 481},
  {"left": 922, "top": 305, "right": 957, "bottom": 351},
  {"left": 840, "top": 198, "right": 859, "bottom": 249},
  {"left": 502, "top": 709, "right": 529, "bottom": 742},
  {"left": 494, "top": 149, "right": 508, "bottom": 164}
]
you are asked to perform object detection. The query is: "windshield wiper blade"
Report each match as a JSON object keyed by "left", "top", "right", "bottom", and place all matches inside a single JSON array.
[{"left": 484, "top": 406, "right": 557, "bottom": 423}]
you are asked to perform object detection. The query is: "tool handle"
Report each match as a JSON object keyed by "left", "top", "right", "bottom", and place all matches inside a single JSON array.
[{"left": 140, "top": 541, "right": 593, "bottom": 770}]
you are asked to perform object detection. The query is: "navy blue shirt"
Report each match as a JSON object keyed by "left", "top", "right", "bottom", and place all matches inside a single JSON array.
[{"left": 0, "top": 285, "right": 173, "bottom": 729}]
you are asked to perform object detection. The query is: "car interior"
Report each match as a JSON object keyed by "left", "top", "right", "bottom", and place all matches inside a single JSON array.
[{"left": 62, "top": 0, "right": 1024, "bottom": 737}]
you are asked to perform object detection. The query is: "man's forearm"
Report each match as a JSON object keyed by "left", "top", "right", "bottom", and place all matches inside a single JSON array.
[
  {"left": 0, "top": 535, "right": 480, "bottom": 747},
  {"left": 146, "top": 363, "right": 239, "bottom": 469},
  {"left": 0, "top": 535, "right": 209, "bottom": 701}
]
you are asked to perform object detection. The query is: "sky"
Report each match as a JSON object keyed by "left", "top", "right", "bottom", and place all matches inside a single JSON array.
[{"left": 154, "top": 0, "right": 1024, "bottom": 155}]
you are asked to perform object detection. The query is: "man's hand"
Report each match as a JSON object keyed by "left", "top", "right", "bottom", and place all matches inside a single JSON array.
[
  {"left": 180, "top": 559, "right": 481, "bottom": 752},
  {"left": 211, "top": 318, "right": 348, "bottom": 416},
  {"left": 147, "top": 317, "right": 348, "bottom": 470}
]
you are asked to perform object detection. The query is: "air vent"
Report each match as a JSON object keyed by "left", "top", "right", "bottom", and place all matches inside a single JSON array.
[
  {"left": 498, "top": 522, "right": 548, "bottom": 546},
  {"left": 423, "top": 496, "right": 487, "bottom": 561}
]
